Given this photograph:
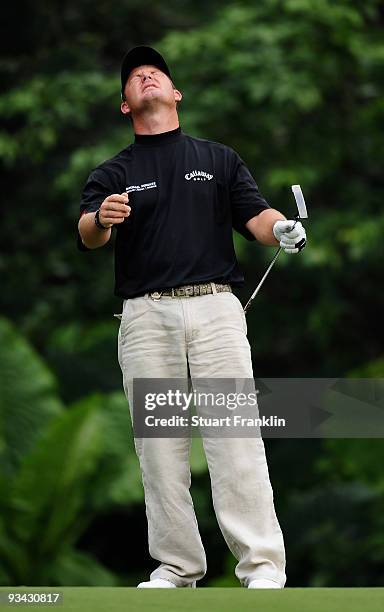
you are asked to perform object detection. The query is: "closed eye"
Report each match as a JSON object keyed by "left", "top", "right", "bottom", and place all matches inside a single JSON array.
[{"left": 131, "top": 70, "right": 161, "bottom": 81}]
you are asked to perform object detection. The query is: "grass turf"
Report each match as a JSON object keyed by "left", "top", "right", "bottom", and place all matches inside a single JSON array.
[{"left": 1, "top": 587, "right": 384, "bottom": 612}]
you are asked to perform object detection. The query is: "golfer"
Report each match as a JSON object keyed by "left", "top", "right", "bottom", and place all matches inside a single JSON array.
[{"left": 78, "top": 46, "right": 306, "bottom": 589}]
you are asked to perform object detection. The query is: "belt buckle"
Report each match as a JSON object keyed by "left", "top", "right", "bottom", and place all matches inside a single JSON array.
[
  {"left": 150, "top": 291, "right": 162, "bottom": 301},
  {"left": 185, "top": 285, "right": 194, "bottom": 297}
]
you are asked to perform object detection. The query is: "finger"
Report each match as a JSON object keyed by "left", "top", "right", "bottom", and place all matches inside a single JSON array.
[
  {"left": 106, "top": 193, "right": 129, "bottom": 204},
  {"left": 283, "top": 221, "right": 305, "bottom": 237},
  {"left": 283, "top": 247, "right": 299, "bottom": 254},
  {"left": 102, "top": 208, "right": 130, "bottom": 218},
  {"left": 283, "top": 225, "right": 305, "bottom": 239},
  {"left": 281, "top": 237, "right": 306, "bottom": 249},
  {"left": 277, "top": 221, "right": 297, "bottom": 234},
  {"left": 102, "top": 216, "right": 126, "bottom": 225},
  {"left": 284, "top": 229, "right": 301, "bottom": 239},
  {"left": 103, "top": 203, "right": 131, "bottom": 214},
  {"left": 104, "top": 203, "right": 130, "bottom": 213},
  {"left": 101, "top": 214, "right": 128, "bottom": 224},
  {"left": 283, "top": 240, "right": 306, "bottom": 254},
  {"left": 280, "top": 238, "right": 298, "bottom": 248}
]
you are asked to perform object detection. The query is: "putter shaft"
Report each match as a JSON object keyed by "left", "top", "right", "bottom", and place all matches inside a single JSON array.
[
  {"left": 243, "top": 247, "right": 282, "bottom": 313},
  {"left": 243, "top": 217, "right": 300, "bottom": 314}
]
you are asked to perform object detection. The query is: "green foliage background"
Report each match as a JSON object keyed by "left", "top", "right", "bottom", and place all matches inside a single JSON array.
[{"left": 1, "top": 0, "right": 383, "bottom": 588}]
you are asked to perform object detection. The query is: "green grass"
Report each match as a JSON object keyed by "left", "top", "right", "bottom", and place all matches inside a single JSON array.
[{"left": 0, "top": 587, "right": 383, "bottom": 612}]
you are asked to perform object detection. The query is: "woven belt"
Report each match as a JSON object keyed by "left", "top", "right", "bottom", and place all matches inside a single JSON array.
[{"left": 148, "top": 282, "right": 232, "bottom": 300}]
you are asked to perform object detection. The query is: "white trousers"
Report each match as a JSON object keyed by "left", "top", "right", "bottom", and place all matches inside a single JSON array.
[{"left": 117, "top": 290, "right": 286, "bottom": 587}]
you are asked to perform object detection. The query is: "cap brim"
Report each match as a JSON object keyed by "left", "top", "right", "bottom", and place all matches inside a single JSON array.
[{"left": 121, "top": 46, "right": 172, "bottom": 93}]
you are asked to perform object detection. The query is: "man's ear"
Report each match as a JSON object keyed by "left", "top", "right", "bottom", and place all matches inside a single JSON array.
[
  {"left": 173, "top": 89, "right": 183, "bottom": 102},
  {"left": 121, "top": 100, "right": 131, "bottom": 115}
]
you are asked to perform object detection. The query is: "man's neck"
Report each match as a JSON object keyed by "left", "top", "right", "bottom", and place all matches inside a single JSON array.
[{"left": 132, "top": 109, "right": 179, "bottom": 135}]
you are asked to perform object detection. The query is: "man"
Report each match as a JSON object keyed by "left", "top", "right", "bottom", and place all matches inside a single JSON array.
[{"left": 78, "top": 46, "right": 306, "bottom": 589}]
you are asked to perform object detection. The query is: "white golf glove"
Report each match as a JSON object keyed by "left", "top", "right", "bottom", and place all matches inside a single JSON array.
[{"left": 273, "top": 220, "right": 307, "bottom": 254}]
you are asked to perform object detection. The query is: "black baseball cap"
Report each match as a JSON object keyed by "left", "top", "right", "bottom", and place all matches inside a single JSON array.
[{"left": 121, "top": 46, "right": 172, "bottom": 96}]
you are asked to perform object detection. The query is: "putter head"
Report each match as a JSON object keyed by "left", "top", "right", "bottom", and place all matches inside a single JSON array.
[{"left": 291, "top": 185, "right": 308, "bottom": 219}]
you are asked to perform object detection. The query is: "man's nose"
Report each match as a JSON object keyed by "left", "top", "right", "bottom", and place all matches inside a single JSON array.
[{"left": 142, "top": 74, "right": 152, "bottom": 81}]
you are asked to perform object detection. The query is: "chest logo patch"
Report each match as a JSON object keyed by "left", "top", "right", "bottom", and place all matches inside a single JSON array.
[
  {"left": 126, "top": 181, "right": 157, "bottom": 193},
  {"left": 185, "top": 170, "right": 213, "bottom": 182}
]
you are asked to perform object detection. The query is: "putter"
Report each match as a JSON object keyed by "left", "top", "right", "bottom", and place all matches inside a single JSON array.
[{"left": 243, "top": 185, "right": 308, "bottom": 314}]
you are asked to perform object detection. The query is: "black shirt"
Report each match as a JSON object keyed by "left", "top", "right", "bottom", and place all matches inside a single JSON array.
[{"left": 78, "top": 127, "right": 270, "bottom": 298}]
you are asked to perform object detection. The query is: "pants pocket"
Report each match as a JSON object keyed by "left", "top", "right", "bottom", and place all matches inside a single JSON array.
[{"left": 119, "top": 297, "right": 154, "bottom": 339}]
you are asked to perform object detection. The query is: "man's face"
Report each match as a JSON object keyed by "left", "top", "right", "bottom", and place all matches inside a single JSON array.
[{"left": 121, "top": 64, "right": 182, "bottom": 116}]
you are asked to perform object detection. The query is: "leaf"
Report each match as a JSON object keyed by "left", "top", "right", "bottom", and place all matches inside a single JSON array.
[
  {"left": 10, "top": 401, "right": 104, "bottom": 565},
  {"left": 0, "top": 318, "right": 64, "bottom": 476},
  {"left": 70, "top": 392, "right": 145, "bottom": 509},
  {"left": 49, "top": 548, "right": 118, "bottom": 586}
]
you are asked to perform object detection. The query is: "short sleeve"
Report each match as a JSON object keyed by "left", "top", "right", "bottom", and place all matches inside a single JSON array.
[
  {"left": 77, "top": 167, "right": 115, "bottom": 251},
  {"left": 230, "top": 151, "right": 271, "bottom": 240},
  {"left": 80, "top": 168, "right": 116, "bottom": 215}
]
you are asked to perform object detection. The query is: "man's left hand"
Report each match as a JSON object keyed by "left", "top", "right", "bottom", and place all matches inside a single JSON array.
[{"left": 272, "top": 220, "right": 307, "bottom": 254}]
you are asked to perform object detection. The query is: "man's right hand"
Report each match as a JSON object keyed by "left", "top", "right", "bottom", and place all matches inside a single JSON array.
[{"left": 99, "top": 193, "right": 131, "bottom": 228}]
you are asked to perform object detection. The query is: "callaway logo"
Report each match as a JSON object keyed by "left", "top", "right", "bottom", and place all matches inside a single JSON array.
[
  {"left": 126, "top": 181, "right": 157, "bottom": 193},
  {"left": 185, "top": 170, "right": 213, "bottom": 182}
]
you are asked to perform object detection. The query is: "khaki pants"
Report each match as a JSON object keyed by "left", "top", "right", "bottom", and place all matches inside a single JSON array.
[{"left": 117, "top": 290, "right": 286, "bottom": 587}]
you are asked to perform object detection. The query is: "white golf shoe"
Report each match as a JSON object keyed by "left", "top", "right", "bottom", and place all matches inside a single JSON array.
[
  {"left": 137, "top": 578, "right": 176, "bottom": 588},
  {"left": 137, "top": 578, "right": 196, "bottom": 588},
  {"left": 248, "top": 578, "right": 282, "bottom": 589}
]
